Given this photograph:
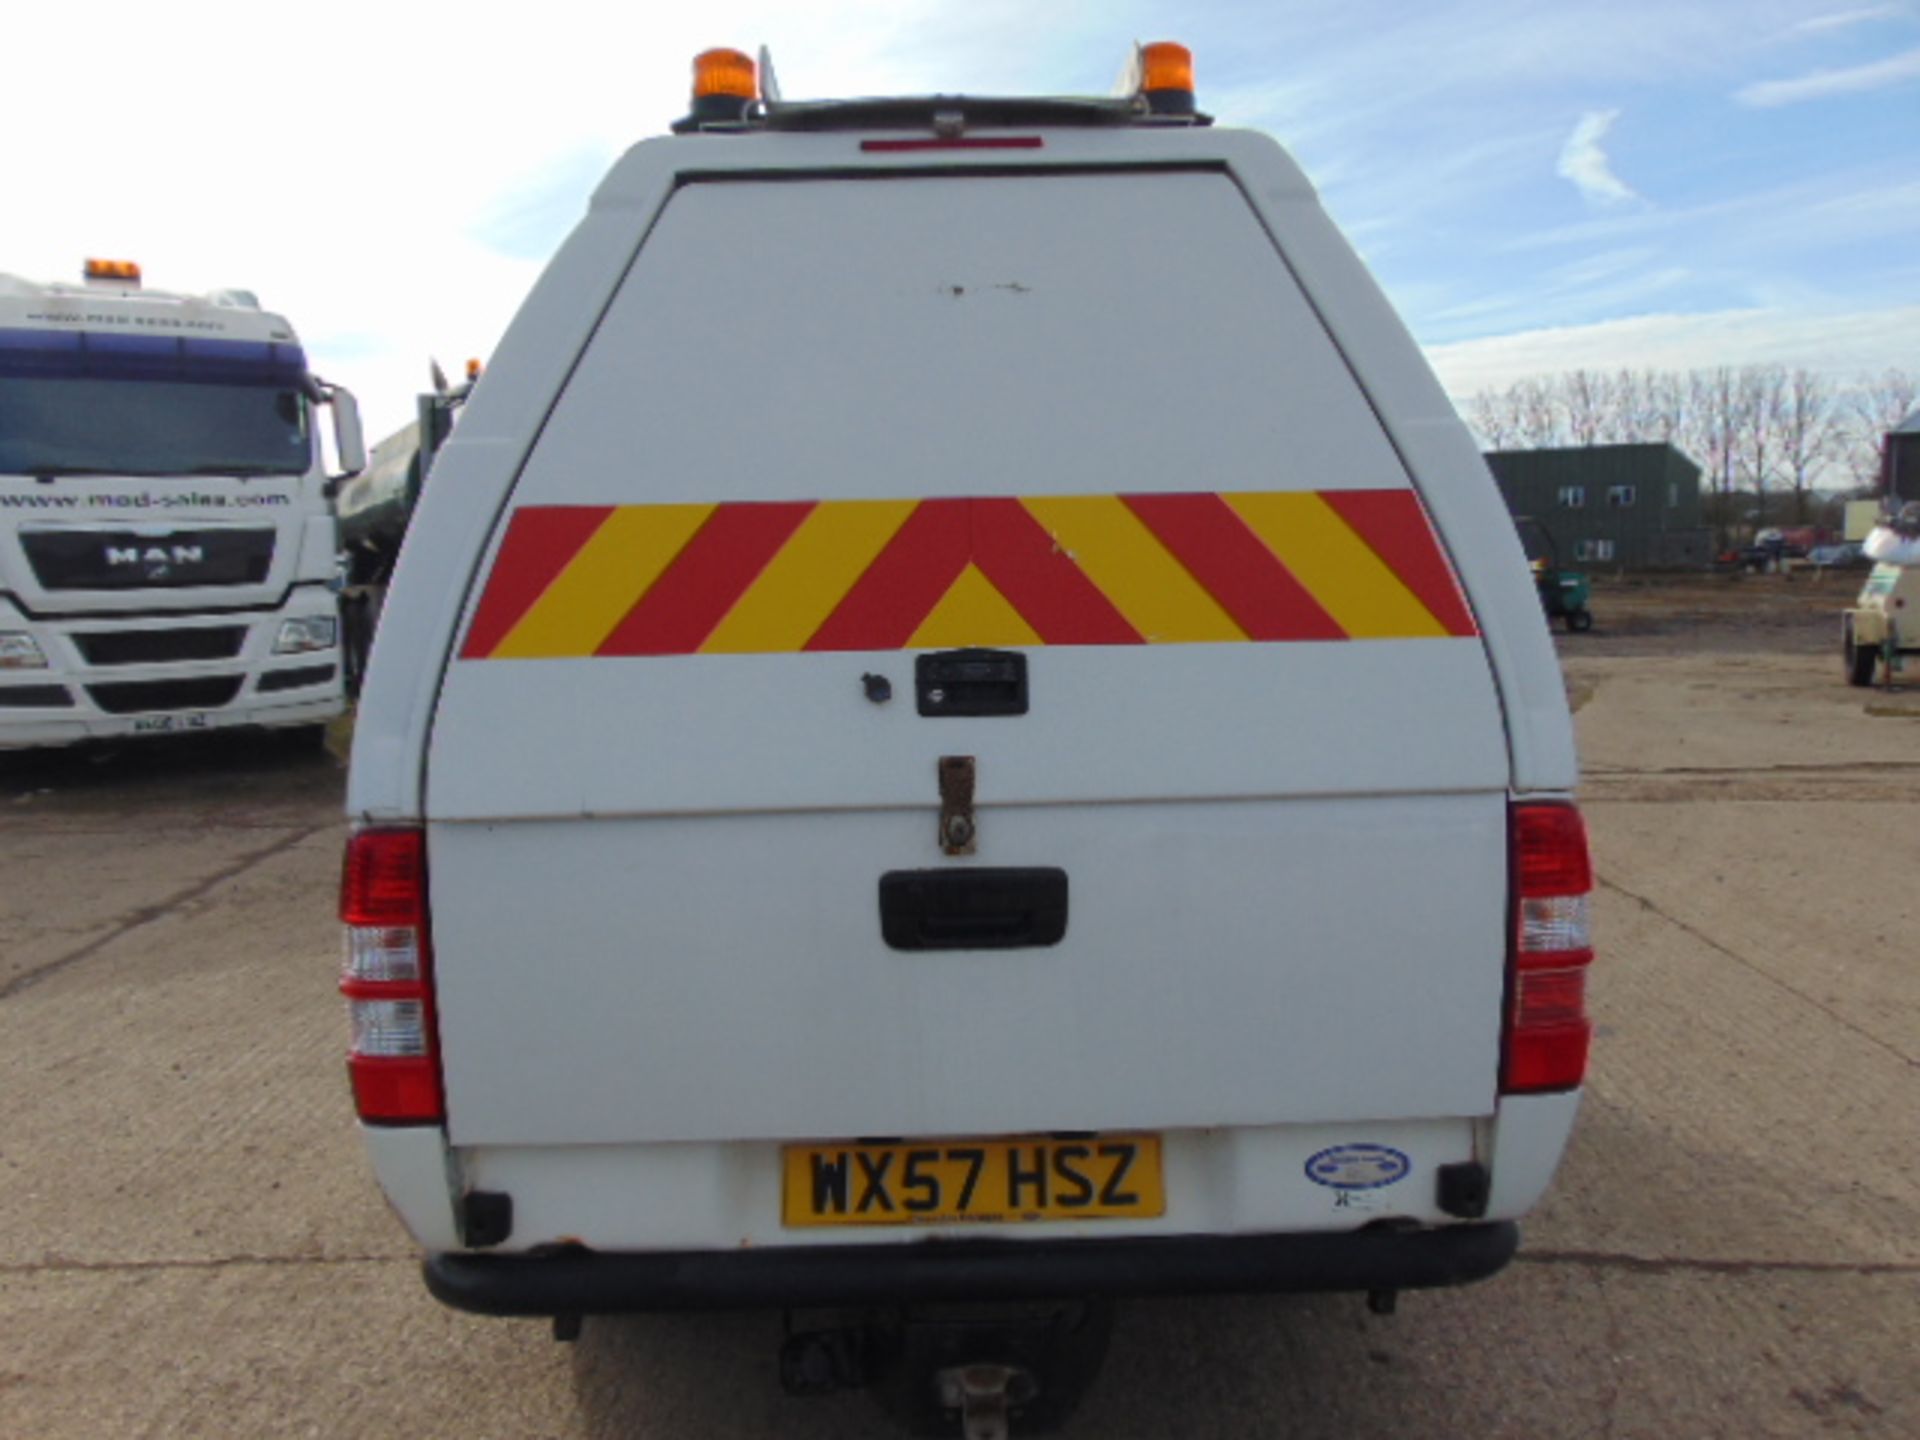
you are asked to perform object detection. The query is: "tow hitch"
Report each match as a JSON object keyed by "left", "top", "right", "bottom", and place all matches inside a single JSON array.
[
  {"left": 937, "top": 1364, "right": 1038, "bottom": 1440},
  {"left": 781, "top": 1300, "right": 1113, "bottom": 1437}
]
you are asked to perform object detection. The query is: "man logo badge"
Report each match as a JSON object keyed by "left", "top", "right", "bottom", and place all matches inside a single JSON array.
[{"left": 106, "top": 544, "right": 204, "bottom": 581}]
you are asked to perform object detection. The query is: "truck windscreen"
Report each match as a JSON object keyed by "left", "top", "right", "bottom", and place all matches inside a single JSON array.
[{"left": 0, "top": 328, "right": 311, "bottom": 478}]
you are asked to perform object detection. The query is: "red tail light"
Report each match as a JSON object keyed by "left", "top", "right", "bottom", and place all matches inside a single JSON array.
[
  {"left": 1503, "top": 801, "right": 1594, "bottom": 1094},
  {"left": 339, "top": 827, "right": 443, "bottom": 1124}
]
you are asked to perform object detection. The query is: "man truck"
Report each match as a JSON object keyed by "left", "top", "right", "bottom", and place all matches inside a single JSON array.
[{"left": 0, "top": 261, "right": 364, "bottom": 750}]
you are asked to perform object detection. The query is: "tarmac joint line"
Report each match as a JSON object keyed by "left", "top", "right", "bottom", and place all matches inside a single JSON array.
[
  {"left": 1598, "top": 875, "right": 1918, "bottom": 1070},
  {"left": 1518, "top": 1248, "right": 1920, "bottom": 1278},
  {"left": 0, "top": 822, "right": 332, "bottom": 1003},
  {"left": 1587, "top": 760, "right": 1920, "bottom": 779},
  {"left": 0, "top": 1252, "right": 411, "bottom": 1277}
]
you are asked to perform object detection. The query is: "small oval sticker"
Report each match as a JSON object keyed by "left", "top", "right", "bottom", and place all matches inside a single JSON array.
[{"left": 1305, "top": 1144, "right": 1412, "bottom": 1191}]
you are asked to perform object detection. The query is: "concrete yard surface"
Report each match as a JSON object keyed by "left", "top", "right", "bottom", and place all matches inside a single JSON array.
[{"left": 1, "top": 613, "right": 1915, "bottom": 1437}]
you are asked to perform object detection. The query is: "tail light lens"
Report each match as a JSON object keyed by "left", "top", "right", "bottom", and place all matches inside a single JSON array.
[
  {"left": 1503, "top": 802, "right": 1594, "bottom": 1094},
  {"left": 340, "top": 827, "right": 443, "bottom": 1124}
]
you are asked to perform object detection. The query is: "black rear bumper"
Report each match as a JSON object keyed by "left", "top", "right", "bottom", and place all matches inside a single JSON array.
[{"left": 423, "top": 1222, "right": 1520, "bottom": 1316}]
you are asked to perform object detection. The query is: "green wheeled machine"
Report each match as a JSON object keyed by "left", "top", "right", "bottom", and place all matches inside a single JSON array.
[
  {"left": 1844, "top": 504, "right": 1920, "bottom": 687},
  {"left": 1842, "top": 562, "right": 1917, "bottom": 687},
  {"left": 1514, "top": 517, "right": 1593, "bottom": 633}
]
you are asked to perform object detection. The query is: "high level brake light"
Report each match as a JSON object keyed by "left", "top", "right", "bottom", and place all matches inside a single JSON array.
[
  {"left": 339, "top": 827, "right": 444, "bottom": 1124},
  {"left": 1502, "top": 801, "right": 1595, "bottom": 1093}
]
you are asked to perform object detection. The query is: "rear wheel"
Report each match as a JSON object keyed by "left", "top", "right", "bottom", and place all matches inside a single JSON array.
[
  {"left": 278, "top": 723, "right": 333, "bottom": 754},
  {"left": 1846, "top": 636, "right": 1878, "bottom": 687},
  {"left": 340, "top": 592, "right": 375, "bottom": 699},
  {"left": 1565, "top": 609, "right": 1593, "bottom": 633}
]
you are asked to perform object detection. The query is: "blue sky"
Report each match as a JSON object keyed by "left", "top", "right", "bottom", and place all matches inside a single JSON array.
[{"left": 4, "top": 1, "right": 1915, "bottom": 436}]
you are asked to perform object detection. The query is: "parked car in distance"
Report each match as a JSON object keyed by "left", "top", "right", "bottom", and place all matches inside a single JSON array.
[{"left": 1808, "top": 543, "right": 1867, "bottom": 569}]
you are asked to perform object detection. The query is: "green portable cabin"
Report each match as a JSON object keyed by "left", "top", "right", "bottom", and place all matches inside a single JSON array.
[{"left": 1485, "top": 444, "right": 1705, "bottom": 570}]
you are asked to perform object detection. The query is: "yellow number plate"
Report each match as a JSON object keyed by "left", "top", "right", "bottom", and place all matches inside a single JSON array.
[{"left": 782, "top": 1135, "right": 1165, "bottom": 1226}]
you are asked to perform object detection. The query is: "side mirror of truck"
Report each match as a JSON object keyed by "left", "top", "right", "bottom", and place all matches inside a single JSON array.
[{"left": 330, "top": 386, "right": 368, "bottom": 477}]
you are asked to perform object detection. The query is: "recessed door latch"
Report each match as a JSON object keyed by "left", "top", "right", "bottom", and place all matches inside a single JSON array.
[
  {"left": 939, "top": 755, "right": 976, "bottom": 855},
  {"left": 917, "top": 649, "right": 1028, "bottom": 716}
]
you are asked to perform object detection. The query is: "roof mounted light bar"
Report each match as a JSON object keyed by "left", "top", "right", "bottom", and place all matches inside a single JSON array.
[{"left": 670, "top": 41, "right": 1211, "bottom": 136}]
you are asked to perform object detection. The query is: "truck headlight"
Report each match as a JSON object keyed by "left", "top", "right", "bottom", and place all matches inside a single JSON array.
[
  {"left": 0, "top": 633, "right": 49, "bottom": 670},
  {"left": 274, "top": 615, "right": 338, "bottom": 655}
]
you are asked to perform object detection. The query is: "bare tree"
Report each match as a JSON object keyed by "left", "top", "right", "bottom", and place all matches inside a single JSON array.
[
  {"left": 1777, "top": 369, "right": 1843, "bottom": 524},
  {"left": 1585, "top": 370, "right": 1631, "bottom": 445},
  {"left": 1641, "top": 369, "right": 1689, "bottom": 446},
  {"left": 1607, "top": 369, "right": 1651, "bottom": 443},
  {"left": 1511, "top": 378, "right": 1561, "bottom": 448},
  {"left": 1466, "top": 388, "right": 1517, "bottom": 451},
  {"left": 1845, "top": 368, "right": 1919, "bottom": 490},
  {"left": 1736, "top": 366, "right": 1788, "bottom": 527},
  {"left": 1458, "top": 367, "right": 1899, "bottom": 534},
  {"left": 1560, "top": 370, "right": 1607, "bottom": 447},
  {"left": 1683, "top": 368, "right": 1749, "bottom": 547}
]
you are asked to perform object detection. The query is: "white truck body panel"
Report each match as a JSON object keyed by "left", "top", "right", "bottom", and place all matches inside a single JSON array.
[
  {"left": 0, "top": 276, "right": 345, "bottom": 746},
  {"left": 508, "top": 173, "right": 1406, "bottom": 503},
  {"left": 428, "top": 641, "right": 1503, "bottom": 821},
  {"left": 347, "top": 122, "right": 1582, "bottom": 1272},
  {"left": 365, "top": 1090, "right": 1579, "bottom": 1255},
  {"left": 350, "top": 130, "right": 1573, "bottom": 820},
  {"left": 432, "top": 793, "right": 1507, "bottom": 1148}
]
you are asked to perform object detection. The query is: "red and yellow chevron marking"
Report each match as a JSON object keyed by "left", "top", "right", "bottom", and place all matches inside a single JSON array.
[{"left": 459, "top": 490, "right": 1477, "bottom": 660}]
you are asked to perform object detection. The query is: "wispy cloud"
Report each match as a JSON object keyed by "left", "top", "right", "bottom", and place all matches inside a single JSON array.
[
  {"left": 1556, "top": 111, "right": 1641, "bottom": 207},
  {"left": 1788, "top": 5, "right": 1908, "bottom": 36},
  {"left": 1418, "top": 255, "right": 1692, "bottom": 340},
  {"left": 472, "top": 147, "right": 618, "bottom": 262},
  {"left": 1426, "top": 304, "right": 1920, "bottom": 398},
  {"left": 1736, "top": 45, "right": 1920, "bottom": 104},
  {"left": 1497, "top": 164, "right": 1920, "bottom": 261},
  {"left": 8, "top": 0, "right": 1914, "bottom": 436}
]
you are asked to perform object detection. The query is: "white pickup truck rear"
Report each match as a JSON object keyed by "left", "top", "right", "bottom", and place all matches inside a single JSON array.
[{"left": 343, "top": 44, "right": 1590, "bottom": 1434}]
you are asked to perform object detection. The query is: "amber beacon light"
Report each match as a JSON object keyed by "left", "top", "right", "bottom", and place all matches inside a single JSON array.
[
  {"left": 674, "top": 47, "right": 759, "bottom": 131},
  {"left": 695, "top": 47, "right": 757, "bottom": 99},
  {"left": 84, "top": 258, "right": 142, "bottom": 285},
  {"left": 1138, "top": 41, "right": 1196, "bottom": 116}
]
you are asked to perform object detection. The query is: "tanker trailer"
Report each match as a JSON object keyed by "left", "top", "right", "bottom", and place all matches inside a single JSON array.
[{"left": 332, "top": 363, "right": 474, "bottom": 692}]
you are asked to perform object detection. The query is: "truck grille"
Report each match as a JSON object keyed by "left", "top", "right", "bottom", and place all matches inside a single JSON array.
[
  {"left": 86, "top": 676, "right": 245, "bottom": 714},
  {"left": 73, "top": 626, "right": 249, "bottom": 666},
  {"left": 0, "top": 684, "right": 74, "bottom": 709},
  {"left": 256, "top": 664, "right": 336, "bottom": 693},
  {"left": 20, "top": 528, "right": 276, "bottom": 591}
]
